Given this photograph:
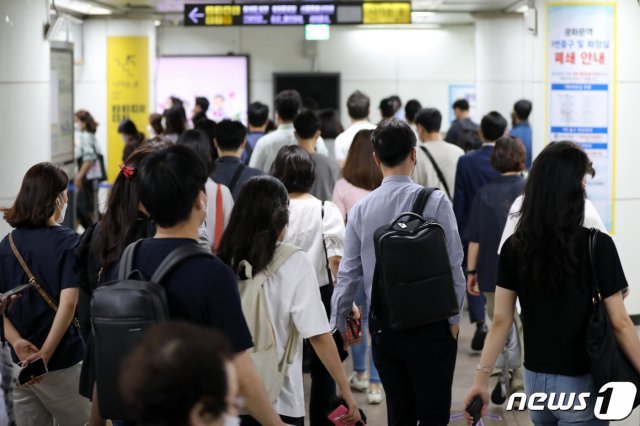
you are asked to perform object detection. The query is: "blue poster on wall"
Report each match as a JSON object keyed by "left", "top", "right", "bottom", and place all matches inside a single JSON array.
[{"left": 547, "top": 3, "right": 616, "bottom": 231}]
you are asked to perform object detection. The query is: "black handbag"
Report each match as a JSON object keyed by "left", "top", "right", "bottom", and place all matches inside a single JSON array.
[{"left": 585, "top": 228, "right": 640, "bottom": 408}]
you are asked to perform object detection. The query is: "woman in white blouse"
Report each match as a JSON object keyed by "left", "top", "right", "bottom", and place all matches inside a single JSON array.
[{"left": 272, "top": 145, "right": 346, "bottom": 425}]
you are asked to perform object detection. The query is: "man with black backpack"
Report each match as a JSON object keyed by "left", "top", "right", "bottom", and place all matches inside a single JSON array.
[
  {"left": 93, "top": 145, "right": 283, "bottom": 425},
  {"left": 330, "top": 119, "right": 466, "bottom": 425}
]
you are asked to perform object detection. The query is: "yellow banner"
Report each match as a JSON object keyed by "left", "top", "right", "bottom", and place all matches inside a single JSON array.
[
  {"left": 362, "top": 2, "right": 411, "bottom": 24},
  {"left": 107, "top": 36, "right": 149, "bottom": 182}
]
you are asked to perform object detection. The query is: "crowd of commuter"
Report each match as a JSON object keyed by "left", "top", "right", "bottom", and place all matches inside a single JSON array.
[{"left": 0, "top": 87, "right": 637, "bottom": 426}]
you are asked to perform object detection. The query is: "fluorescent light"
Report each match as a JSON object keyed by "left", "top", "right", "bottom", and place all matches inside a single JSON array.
[
  {"left": 305, "top": 24, "right": 330, "bottom": 41},
  {"left": 53, "top": 0, "right": 113, "bottom": 15},
  {"left": 516, "top": 5, "right": 529, "bottom": 13},
  {"left": 154, "top": 19, "right": 162, "bottom": 26},
  {"left": 412, "top": 12, "right": 435, "bottom": 17}
]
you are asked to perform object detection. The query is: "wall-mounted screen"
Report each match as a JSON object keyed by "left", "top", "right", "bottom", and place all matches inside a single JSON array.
[
  {"left": 274, "top": 73, "right": 340, "bottom": 113},
  {"left": 156, "top": 56, "right": 249, "bottom": 123}
]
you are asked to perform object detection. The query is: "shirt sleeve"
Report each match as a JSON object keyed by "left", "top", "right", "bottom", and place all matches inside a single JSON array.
[
  {"left": 595, "top": 232, "right": 629, "bottom": 299},
  {"left": 432, "top": 193, "right": 466, "bottom": 325},
  {"left": 584, "top": 199, "right": 607, "bottom": 232},
  {"left": 331, "top": 207, "right": 363, "bottom": 332},
  {"left": 289, "top": 252, "right": 331, "bottom": 339},
  {"left": 322, "top": 201, "right": 345, "bottom": 259},
  {"left": 334, "top": 135, "right": 347, "bottom": 162},
  {"left": 464, "top": 192, "right": 482, "bottom": 243},
  {"left": 496, "top": 237, "right": 517, "bottom": 291},
  {"left": 316, "top": 137, "right": 329, "bottom": 156},
  {"left": 498, "top": 196, "right": 522, "bottom": 254},
  {"left": 452, "top": 156, "right": 466, "bottom": 230},
  {"left": 207, "top": 263, "right": 254, "bottom": 353},
  {"left": 60, "top": 233, "right": 80, "bottom": 290}
]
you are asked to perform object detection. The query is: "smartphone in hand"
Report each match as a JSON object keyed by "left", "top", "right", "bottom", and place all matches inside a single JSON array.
[
  {"left": 466, "top": 395, "right": 483, "bottom": 426},
  {"left": 18, "top": 358, "right": 47, "bottom": 386}
]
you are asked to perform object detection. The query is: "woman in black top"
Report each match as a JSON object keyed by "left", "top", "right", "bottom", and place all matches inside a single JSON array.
[
  {"left": 464, "top": 142, "right": 640, "bottom": 425},
  {"left": 76, "top": 145, "right": 165, "bottom": 425},
  {"left": 0, "top": 163, "right": 90, "bottom": 425}
]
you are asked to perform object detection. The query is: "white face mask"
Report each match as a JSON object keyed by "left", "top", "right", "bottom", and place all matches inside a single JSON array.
[
  {"left": 56, "top": 197, "right": 68, "bottom": 224},
  {"left": 223, "top": 414, "right": 241, "bottom": 426}
]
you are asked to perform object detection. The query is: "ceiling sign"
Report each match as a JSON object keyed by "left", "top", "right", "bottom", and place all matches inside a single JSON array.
[{"left": 184, "top": 2, "right": 412, "bottom": 26}]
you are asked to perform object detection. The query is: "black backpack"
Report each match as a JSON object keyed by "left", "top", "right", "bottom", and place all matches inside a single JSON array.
[
  {"left": 91, "top": 240, "right": 213, "bottom": 420},
  {"left": 370, "top": 187, "right": 459, "bottom": 332}
]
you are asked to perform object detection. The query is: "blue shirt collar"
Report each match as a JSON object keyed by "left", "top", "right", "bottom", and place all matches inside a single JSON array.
[{"left": 382, "top": 175, "right": 413, "bottom": 185}]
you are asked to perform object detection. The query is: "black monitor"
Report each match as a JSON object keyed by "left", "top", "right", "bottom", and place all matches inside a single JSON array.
[{"left": 273, "top": 73, "right": 341, "bottom": 113}]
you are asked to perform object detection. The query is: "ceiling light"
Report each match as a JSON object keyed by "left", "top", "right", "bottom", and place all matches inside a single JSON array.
[
  {"left": 53, "top": 0, "right": 113, "bottom": 15},
  {"left": 412, "top": 12, "right": 435, "bottom": 17},
  {"left": 516, "top": 5, "right": 529, "bottom": 13},
  {"left": 154, "top": 19, "right": 161, "bottom": 26}
]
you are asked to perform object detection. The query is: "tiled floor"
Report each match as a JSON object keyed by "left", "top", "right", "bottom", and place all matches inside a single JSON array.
[{"left": 304, "top": 317, "right": 640, "bottom": 425}]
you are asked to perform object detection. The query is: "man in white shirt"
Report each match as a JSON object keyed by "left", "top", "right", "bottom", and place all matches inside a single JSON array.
[
  {"left": 249, "top": 90, "right": 328, "bottom": 172},
  {"left": 334, "top": 91, "right": 376, "bottom": 167},
  {"left": 415, "top": 108, "right": 464, "bottom": 199}
]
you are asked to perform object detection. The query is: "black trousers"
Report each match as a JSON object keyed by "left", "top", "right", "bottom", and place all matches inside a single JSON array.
[
  {"left": 372, "top": 320, "right": 457, "bottom": 426},
  {"left": 308, "top": 284, "right": 336, "bottom": 426},
  {"left": 241, "top": 414, "right": 303, "bottom": 426},
  {"left": 76, "top": 180, "right": 96, "bottom": 229}
]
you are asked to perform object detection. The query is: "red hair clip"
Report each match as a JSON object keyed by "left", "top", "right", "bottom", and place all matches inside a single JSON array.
[{"left": 119, "top": 164, "right": 136, "bottom": 179}]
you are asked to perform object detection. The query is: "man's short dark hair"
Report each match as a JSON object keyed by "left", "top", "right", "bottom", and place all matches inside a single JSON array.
[
  {"left": 371, "top": 119, "right": 416, "bottom": 168},
  {"left": 404, "top": 100, "right": 422, "bottom": 122},
  {"left": 379, "top": 98, "right": 395, "bottom": 119},
  {"left": 414, "top": 108, "right": 442, "bottom": 133},
  {"left": 138, "top": 145, "right": 208, "bottom": 228},
  {"left": 195, "top": 96, "right": 209, "bottom": 113},
  {"left": 481, "top": 111, "right": 508, "bottom": 142},
  {"left": 293, "top": 110, "right": 320, "bottom": 139},
  {"left": 347, "top": 90, "right": 370, "bottom": 120},
  {"left": 513, "top": 99, "right": 532, "bottom": 121},
  {"left": 271, "top": 145, "right": 315, "bottom": 193},
  {"left": 248, "top": 102, "right": 269, "bottom": 127},
  {"left": 274, "top": 90, "right": 302, "bottom": 122},
  {"left": 453, "top": 99, "right": 470, "bottom": 111},
  {"left": 215, "top": 119, "right": 247, "bottom": 151}
]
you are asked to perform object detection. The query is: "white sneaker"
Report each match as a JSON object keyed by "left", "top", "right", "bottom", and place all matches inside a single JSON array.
[
  {"left": 349, "top": 372, "right": 369, "bottom": 392},
  {"left": 367, "top": 384, "right": 384, "bottom": 405}
]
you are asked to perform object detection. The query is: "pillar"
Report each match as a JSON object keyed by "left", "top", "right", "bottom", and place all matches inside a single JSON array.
[{"left": 0, "top": 0, "right": 51, "bottom": 236}]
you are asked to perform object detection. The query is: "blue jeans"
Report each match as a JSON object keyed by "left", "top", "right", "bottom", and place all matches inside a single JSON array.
[
  {"left": 351, "top": 280, "right": 380, "bottom": 383},
  {"left": 524, "top": 369, "right": 608, "bottom": 426}
]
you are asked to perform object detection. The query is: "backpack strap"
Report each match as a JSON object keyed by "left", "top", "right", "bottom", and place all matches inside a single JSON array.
[
  {"left": 118, "top": 240, "right": 144, "bottom": 280},
  {"left": 243, "top": 143, "right": 254, "bottom": 164},
  {"left": 411, "top": 187, "right": 437, "bottom": 215},
  {"left": 588, "top": 228, "right": 602, "bottom": 300},
  {"left": 419, "top": 146, "right": 451, "bottom": 200},
  {"left": 151, "top": 243, "right": 213, "bottom": 284},
  {"left": 227, "top": 164, "right": 246, "bottom": 193},
  {"left": 263, "top": 243, "right": 301, "bottom": 277},
  {"left": 213, "top": 183, "right": 224, "bottom": 252},
  {"left": 320, "top": 202, "right": 333, "bottom": 286}
]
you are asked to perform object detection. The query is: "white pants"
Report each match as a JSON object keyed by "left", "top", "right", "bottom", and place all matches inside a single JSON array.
[{"left": 12, "top": 362, "right": 90, "bottom": 426}]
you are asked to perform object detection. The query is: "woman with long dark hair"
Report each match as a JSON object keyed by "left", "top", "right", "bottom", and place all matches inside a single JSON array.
[
  {"left": 464, "top": 142, "right": 640, "bottom": 425},
  {"left": 331, "top": 129, "right": 384, "bottom": 404},
  {"left": 76, "top": 144, "right": 168, "bottom": 426},
  {"left": 0, "top": 163, "right": 90, "bottom": 424},
  {"left": 217, "top": 176, "right": 360, "bottom": 426}
]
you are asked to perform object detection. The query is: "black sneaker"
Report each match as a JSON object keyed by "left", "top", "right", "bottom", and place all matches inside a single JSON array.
[{"left": 471, "top": 322, "right": 488, "bottom": 351}]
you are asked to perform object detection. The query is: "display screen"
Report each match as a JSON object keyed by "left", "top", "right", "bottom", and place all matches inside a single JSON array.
[
  {"left": 156, "top": 56, "right": 249, "bottom": 123},
  {"left": 185, "top": 2, "right": 411, "bottom": 26}
]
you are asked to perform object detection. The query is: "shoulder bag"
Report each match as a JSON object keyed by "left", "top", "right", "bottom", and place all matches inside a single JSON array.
[
  {"left": 8, "top": 233, "right": 80, "bottom": 331},
  {"left": 586, "top": 228, "right": 640, "bottom": 408}
]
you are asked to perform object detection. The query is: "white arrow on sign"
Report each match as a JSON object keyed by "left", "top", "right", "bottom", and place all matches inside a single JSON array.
[{"left": 188, "top": 6, "right": 205, "bottom": 24}]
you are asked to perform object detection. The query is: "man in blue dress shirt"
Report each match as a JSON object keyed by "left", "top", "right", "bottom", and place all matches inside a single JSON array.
[
  {"left": 453, "top": 111, "right": 507, "bottom": 352},
  {"left": 509, "top": 99, "right": 533, "bottom": 169},
  {"left": 331, "top": 119, "right": 465, "bottom": 425}
]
